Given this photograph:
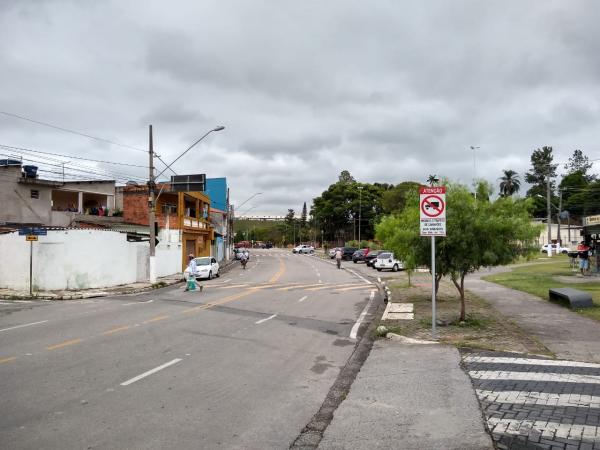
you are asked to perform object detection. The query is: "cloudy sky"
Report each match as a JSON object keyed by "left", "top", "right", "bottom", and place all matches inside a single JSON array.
[{"left": 1, "top": 0, "right": 599, "bottom": 215}]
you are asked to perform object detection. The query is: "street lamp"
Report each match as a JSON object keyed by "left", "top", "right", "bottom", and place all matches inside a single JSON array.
[
  {"left": 148, "top": 124, "right": 224, "bottom": 283},
  {"left": 358, "top": 186, "right": 363, "bottom": 244},
  {"left": 470, "top": 146, "right": 480, "bottom": 198},
  {"left": 237, "top": 192, "right": 262, "bottom": 212}
]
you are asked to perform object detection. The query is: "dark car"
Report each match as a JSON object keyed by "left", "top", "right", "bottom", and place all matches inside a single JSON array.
[
  {"left": 265, "top": 242, "right": 273, "bottom": 249},
  {"left": 352, "top": 248, "right": 370, "bottom": 263},
  {"left": 366, "top": 250, "right": 389, "bottom": 267},
  {"left": 342, "top": 247, "right": 358, "bottom": 260}
]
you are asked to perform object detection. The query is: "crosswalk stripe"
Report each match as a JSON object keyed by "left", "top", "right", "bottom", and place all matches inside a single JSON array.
[
  {"left": 464, "top": 355, "right": 600, "bottom": 368},
  {"left": 469, "top": 370, "right": 600, "bottom": 384},
  {"left": 476, "top": 389, "right": 600, "bottom": 408}
]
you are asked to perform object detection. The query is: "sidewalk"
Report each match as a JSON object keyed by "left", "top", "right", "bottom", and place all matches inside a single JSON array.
[
  {"left": 319, "top": 339, "right": 493, "bottom": 450},
  {"left": 466, "top": 270, "right": 600, "bottom": 363},
  {"left": 0, "top": 259, "right": 238, "bottom": 300}
]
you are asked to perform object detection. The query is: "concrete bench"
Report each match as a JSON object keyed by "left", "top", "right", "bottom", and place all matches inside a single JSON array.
[{"left": 549, "top": 287, "right": 593, "bottom": 308}]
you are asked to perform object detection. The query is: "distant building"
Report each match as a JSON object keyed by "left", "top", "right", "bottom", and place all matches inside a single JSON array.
[{"left": 0, "top": 159, "right": 116, "bottom": 227}]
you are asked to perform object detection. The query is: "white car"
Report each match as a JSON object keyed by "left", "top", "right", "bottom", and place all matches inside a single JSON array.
[
  {"left": 184, "top": 256, "right": 220, "bottom": 280},
  {"left": 374, "top": 252, "right": 404, "bottom": 272},
  {"left": 541, "top": 243, "right": 570, "bottom": 255},
  {"left": 293, "top": 244, "right": 315, "bottom": 254}
]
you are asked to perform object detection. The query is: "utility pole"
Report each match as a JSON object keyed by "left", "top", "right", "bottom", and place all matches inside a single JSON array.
[
  {"left": 148, "top": 125, "right": 157, "bottom": 283},
  {"left": 557, "top": 189, "right": 563, "bottom": 246},
  {"left": 546, "top": 174, "right": 552, "bottom": 256}
]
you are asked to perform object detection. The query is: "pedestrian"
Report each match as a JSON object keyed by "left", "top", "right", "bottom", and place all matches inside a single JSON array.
[
  {"left": 184, "top": 254, "right": 202, "bottom": 291},
  {"left": 335, "top": 247, "right": 343, "bottom": 269},
  {"left": 577, "top": 241, "right": 590, "bottom": 276}
]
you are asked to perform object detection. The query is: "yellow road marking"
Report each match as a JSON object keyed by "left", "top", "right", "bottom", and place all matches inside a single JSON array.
[
  {"left": 305, "top": 285, "right": 334, "bottom": 291},
  {"left": 47, "top": 338, "right": 82, "bottom": 351},
  {"left": 0, "top": 356, "right": 16, "bottom": 364},
  {"left": 214, "top": 284, "right": 249, "bottom": 289},
  {"left": 334, "top": 285, "right": 374, "bottom": 292},
  {"left": 276, "top": 284, "right": 324, "bottom": 291},
  {"left": 182, "top": 289, "right": 256, "bottom": 315},
  {"left": 144, "top": 315, "right": 170, "bottom": 324},
  {"left": 269, "top": 257, "right": 286, "bottom": 283},
  {"left": 102, "top": 325, "right": 130, "bottom": 335}
]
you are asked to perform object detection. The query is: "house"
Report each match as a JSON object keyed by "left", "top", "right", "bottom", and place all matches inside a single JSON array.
[
  {"left": 122, "top": 183, "right": 214, "bottom": 270},
  {"left": 0, "top": 159, "right": 116, "bottom": 227},
  {"left": 205, "top": 177, "right": 232, "bottom": 261}
]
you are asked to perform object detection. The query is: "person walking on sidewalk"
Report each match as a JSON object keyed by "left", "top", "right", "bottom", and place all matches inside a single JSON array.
[
  {"left": 184, "top": 254, "right": 203, "bottom": 291},
  {"left": 335, "top": 248, "right": 343, "bottom": 269}
]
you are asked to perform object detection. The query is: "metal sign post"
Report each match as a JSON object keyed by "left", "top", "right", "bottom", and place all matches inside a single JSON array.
[
  {"left": 22, "top": 228, "right": 45, "bottom": 296},
  {"left": 420, "top": 186, "right": 446, "bottom": 340}
]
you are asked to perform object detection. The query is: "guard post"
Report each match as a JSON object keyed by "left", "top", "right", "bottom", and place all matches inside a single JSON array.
[{"left": 419, "top": 186, "right": 446, "bottom": 339}]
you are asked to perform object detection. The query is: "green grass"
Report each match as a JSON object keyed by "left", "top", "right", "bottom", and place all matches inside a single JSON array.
[{"left": 483, "top": 256, "right": 600, "bottom": 321}]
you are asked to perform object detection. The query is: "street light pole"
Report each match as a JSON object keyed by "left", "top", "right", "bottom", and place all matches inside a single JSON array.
[
  {"left": 358, "top": 186, "right": 363, "bottom": 244},
  {"left": 470, "top": 146, "right": 480, "bottom": 199},
  {"left": 148, "top": 125, "right": 157, "bottom": 283},
  {"left": 547, "top": 175, "right": 552, "bottom": 256}
]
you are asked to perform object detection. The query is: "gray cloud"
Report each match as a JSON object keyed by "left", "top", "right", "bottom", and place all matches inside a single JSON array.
[{"left": 1, "top": 0, "right": 599, "bottom": 215}]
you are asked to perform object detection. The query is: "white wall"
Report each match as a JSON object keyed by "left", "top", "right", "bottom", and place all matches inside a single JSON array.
[{"left": 0, "top": 229, "right": 182, "bottom": 291}]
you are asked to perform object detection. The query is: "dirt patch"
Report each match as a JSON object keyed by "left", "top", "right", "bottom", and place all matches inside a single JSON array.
[{"left": 382, "top": 272, "right": 552, "bottom": 356}]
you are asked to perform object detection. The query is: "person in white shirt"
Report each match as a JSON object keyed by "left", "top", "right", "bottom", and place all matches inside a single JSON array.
[
  {"left": 184, "top": 254, "right": 202, "bottom": 291},
  {"left": 335, "top": 248, "right": 343, "bottom": 269}
]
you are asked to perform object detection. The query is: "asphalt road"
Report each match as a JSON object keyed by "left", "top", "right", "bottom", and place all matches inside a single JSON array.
[{"left": 0, "top": 249, "right": 379, "bottom": 449}]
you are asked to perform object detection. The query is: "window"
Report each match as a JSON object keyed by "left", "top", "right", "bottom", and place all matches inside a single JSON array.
[{"left": 30, "top": 190, "right": 39, "bottom": 199}]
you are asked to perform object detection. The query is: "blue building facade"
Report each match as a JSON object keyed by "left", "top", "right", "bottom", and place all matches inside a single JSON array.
[{"left": 205, "top": 178, "right": 230, "bottom": 261}]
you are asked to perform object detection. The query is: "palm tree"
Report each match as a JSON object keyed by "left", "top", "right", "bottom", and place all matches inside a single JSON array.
[
  {"left": 427, "top": 175, "right": 439, "bottom": 186},
  {"left": 499, "top": 170, "right": 521, "bottom": 196}
]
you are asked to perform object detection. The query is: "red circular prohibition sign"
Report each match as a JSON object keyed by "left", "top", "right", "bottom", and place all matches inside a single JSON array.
[{"left": 421, "top": 195, "right": 445, "bottom": 218}]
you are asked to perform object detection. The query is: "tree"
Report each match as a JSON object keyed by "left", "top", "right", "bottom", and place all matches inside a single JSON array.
[
  {"left": 284, "top": 209, "right": 296, "bottom": 245},
  {"left": 376, "top": 182, "right": 541, "bottom": 321},
  {"left": 381, "top": 181, "right": 421, "bottom": 214},
  {"left": 499, "top": 170, "right": 521, "bottom": 197},
  {"left": 300, "top": 202, "right": 308, "bottom": 242},
  {"left": 565, "top": 149, "right": 593, "bottom": 179},
  {"left": 427, "top": 175, "right": 439, "bottom": 186},
  {"left": 525, "top": 146, "right": 558, "bottom": 217},
  {"left": 338, "top": 170, "right": 356, "bottom": 183}
]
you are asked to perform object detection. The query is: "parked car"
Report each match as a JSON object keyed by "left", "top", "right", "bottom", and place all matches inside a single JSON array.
[
  {"left": 366, "top": 250, "right": 388, "bottom": 267},
  {"left": 329, "top": 247, "right": 341, "bottom": 259},
  {"left": 541, "top": 243, "right": 570, "bottom": 255},
  {"left": 234, "top": 248, "right": 250, "bottom": 260},
  {"left": 265, "top": 242, "right": 273, "bottom": 249},
  {"left": 341, "top": 247, "right": 358, "bottom": 260},
  {"left": 293, "top": 244, "right": 315, "bottom": 254},
  {"left": 374, "top": 252, "right": 404, "bottom": 272},
  {"left": 352, "top": 248, "right": 370, "bottom": 263},
  {"left": 184, "top": 256, "right": 220, "bottom": 280}
]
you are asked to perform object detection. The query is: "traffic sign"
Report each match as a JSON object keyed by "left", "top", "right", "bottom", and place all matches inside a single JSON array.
[
  {"left": 31, "top": 228, "right": 47, "bottom": 236},
  {"left": 420, "top": 186, "right": 446, "bottom": 237},
  {"left": 26, "top": 235, "right": 38, "bottom": 241},
  {"left": 19, "top": 228, "right": 33, "bottom": 236}
]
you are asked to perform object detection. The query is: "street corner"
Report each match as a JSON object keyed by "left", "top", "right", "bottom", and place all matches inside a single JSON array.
[{"left": 462, "top": 349, "right": 600, "bottom": 449}]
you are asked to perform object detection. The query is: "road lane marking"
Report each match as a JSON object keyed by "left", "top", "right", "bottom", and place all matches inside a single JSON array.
[
  {"left": 0, "top": 356, "right": 16, "bottom": 364},
  {"left": 463, "top": 355, "right": 600, "bottom": 368},
  {"left": 305, "top": 285, "right": 335, "bottom": 291},
  {"left": 120, "top": 358, "right": 182, "bottom": 386},
  {"left": 47, "top": 338, "right": 82, "bottom": 351},
  {"left": 255, "top": 314, "right": 277, "bottom": 324},
  {"left": 350, "top": 290, "right": 376, "bottom": 340},
  {"left": 0, "top": 320, "right": 48, "bottom": 333},
  {"left": 143, "top": 315, "right": 170, "bottom": 324},
  {"left": 212, "top": 284, "right": 249, "bottom": 289},
  {"left": 298, "top": 296, "right": 308, "bottom": 302},
  {"left": 269, "top": 257, "right": 286, "bottom": 283},
  {"left": 276, "top": 283, "right": 322, "bottom": 291},
  {"left": 334, "top": 286, "right": 375, "bottom": 292},
  {"left": 102, "top": 325, "right": 130, "bottom": 336},
  {"left": 344, "top": 268, "right": 372, "bottom": 285},
  {"left": 122, "top": 299, "right": 153, "bottom": 306}
]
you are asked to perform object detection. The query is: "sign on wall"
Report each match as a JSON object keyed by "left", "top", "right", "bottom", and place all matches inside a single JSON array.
[{"left": 419, "top": 186, "right": 446, "bottom": 237}]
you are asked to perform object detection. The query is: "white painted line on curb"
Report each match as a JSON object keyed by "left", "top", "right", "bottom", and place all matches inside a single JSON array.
[
  {"left": 120, "top": 358, "right": 182, "bottom": 386},
  {"left": 0, "top": 320, "right": 48, "bottom": 333},
  {"left": 255, "top": 314, "right": 277, "bottom": 325},
  {"left": 122, "top": 299, "right": 153, "bottom": 306},
  {"left": 298, "top": 296, "right": 308, "bottom": 302},
  {"left": 350, "top": 290, "right": 375, "bottom": 340}
]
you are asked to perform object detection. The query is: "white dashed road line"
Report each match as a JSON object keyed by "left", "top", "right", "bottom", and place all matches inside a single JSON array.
[
  {"left": 255, "top": 314, "right": 277, "bottom": 325},
  {"left": 298, "top": 296, "right": 308, "bottom": 302},
  {"left": 122, "top": 299, "right": 154, "bottom": 306},
  {"left": 0, "top": 320, "right": 49, "bottom": 333},
  {"left": 350, "top": 290, "right": 375, "bottom": 340},
  {"left": 120, "top": 358, "right": 182, "bottom": 386}
]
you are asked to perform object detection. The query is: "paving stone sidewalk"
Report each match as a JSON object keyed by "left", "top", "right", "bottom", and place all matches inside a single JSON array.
[{"left": 463, "top": 350, "right": 600, "bottom": 450}]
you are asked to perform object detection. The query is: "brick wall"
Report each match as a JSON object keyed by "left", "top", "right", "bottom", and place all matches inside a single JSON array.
[{"left": 122, "top": 187, "right": 180, "bottom": 228}]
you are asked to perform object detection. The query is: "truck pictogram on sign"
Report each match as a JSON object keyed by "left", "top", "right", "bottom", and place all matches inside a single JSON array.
[{"left": 419, "top": 186, "right": 446, "bottom": 236}]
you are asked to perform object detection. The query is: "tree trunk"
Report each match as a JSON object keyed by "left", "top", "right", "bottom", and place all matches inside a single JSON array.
[
  {"left": 435, "top": 273, "right": 442, "bottom": 295},
  {"left": 451, "top": 273, "right": 466, "bottom": 321},
  {"left": 407, "top": 270, "right": 412, "bottom": 287}
]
